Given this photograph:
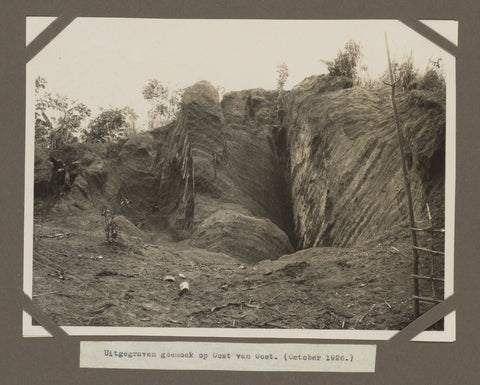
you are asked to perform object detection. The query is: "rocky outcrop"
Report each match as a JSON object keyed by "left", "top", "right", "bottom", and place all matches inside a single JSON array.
[
  {"left": 114, "top": 133, "right": 162, "bottom": 210},
  {"left": 285, "top": 75, "right": 445, "bottom": 248},
  {"left": 221, "top": 89, "right": 294, "bottom": 239},
  {"left": 158, "top": 83, "right": 294, "bottom": 251}
]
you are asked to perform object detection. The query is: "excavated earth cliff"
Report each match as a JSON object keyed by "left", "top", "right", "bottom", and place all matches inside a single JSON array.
[
  {"left": 285, "top": 75, "right": 445, "bottom": 249},
  {"left": 32, "top": 74, "right": 446, "bottom": 329},
  {"left": 34, "top": 75, "right": 445, "bottom": 262}
]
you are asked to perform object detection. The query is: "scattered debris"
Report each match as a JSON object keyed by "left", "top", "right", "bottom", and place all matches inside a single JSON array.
[
  {"left": 48, "top": 269, "right": 65, "bottom": 280},
  {"left": 38, "top": 232, "right": 74, "bottom": 239},
  {"left": 92, "top": 302, "right": 115, "bottom": 314},
  {"left": 179, "top": 281, "right": 189, "bottom": 295},
  {"left": 179, "top": 273, "right": 186, "bottom": 279},
  {"left": 358, "top": 304, "right": 377, "bottom": 324},
  {"left": 384, "top": 300, "right": 392, "bottom": 309},
  {"left": 221, "top": 284, "right": 228, "bottom": 290},
  {"left": 140, "top": 317, "right": 151, "bottom": 322},
  {"left": 391, "top": 246, "right": 400, "bottom": 254},
  {"left": 163, "top": 275, "right": 176, "bottom": 282},
  {"left": 32, "top": 291, "right": 61, "bottom": 298},
  {"left": 238, "top": 265, "right": 245, "bottom": 270}
]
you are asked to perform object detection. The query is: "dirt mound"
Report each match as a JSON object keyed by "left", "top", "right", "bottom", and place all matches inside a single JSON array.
[
  {"left": 285, "top": 74, "right": 445, "bottom": 248},
  {"left": 190, "top": 209, "right": 293, "bottom": 263}
]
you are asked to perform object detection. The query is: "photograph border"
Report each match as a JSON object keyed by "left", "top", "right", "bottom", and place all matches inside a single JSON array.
[
  {"left": 2, "top": 1, "right": 479, "bottom": 384},
  {"left": 22, "top": 17, "right": 456, "bottom": 342}
]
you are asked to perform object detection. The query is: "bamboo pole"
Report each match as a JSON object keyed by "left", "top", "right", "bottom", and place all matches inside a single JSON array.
[
  {"left": 385, "top": 33, "right": 420, "bottom": 319},
  {"left": 412, "top": 245, "right": 445, "bottom": 256},
  {"left": 410, "top": 227, "right": 445, "bottom": 233},
  {"left": 412, "top": 295, "right": 443, "bottom": 304},
  {"left": 411, "top": 274, "right": 444, "bottom": 282}
]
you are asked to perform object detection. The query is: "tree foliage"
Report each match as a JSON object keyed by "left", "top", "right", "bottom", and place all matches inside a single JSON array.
[
  {"left": 418, "top": 58, "right": 445, "bottom": 92},
  {"left": 142, "top": 79, "right": 183, "bottom": 129},
  {"left": 378, "top": 54, "right": 445, "bottom": 96},
  {"left": 35, "top": 76, "right": 91, "bottom": 149},
  {"left": 323, "top": 40, "right": 362, "bottom": 79},
  {"left": 83, "top": 108, "right": 127, "bottom": 143},
  {"left": 382, "top": 52, "right": 418, "bottom": 91}
]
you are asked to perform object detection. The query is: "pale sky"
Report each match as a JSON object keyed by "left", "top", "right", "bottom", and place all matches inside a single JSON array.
[{"left": 27, "top": 18, "right": 456, "bottom": 129}]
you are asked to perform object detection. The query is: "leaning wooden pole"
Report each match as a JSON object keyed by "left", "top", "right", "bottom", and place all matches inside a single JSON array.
[{"left": 385, "top": 33, "right": 420, "bottom": 319}]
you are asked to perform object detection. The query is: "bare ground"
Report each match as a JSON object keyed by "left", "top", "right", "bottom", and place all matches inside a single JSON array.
[{"left": 31, "top": 211, "right": 443, "bottom": 331}]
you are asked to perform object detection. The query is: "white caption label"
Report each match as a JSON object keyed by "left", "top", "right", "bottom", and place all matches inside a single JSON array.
[{"left": 80, "top": 341, "right": 376, "bottom": 372}]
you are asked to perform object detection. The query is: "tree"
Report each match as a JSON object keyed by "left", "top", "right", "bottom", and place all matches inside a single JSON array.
[
  {"left": 276, "top": 62, "right": 289, "bottom": 93},
  {"left": 275, "top": 62, "right": 289, "bottom": 121},
  {"left": 83, "top": 108, "right": 127, "bottom": 143},
  {"left": 323, "top": 40, "right": 362, "bottom": 79},
  {"left": 51, "top": 96, "right": 91, "bottom": 148},
  {"left": 34, "top": 76, "right": 91, "bottom": 149},
  {"left": 142, "top": 79, "right": 183, "bottom": 129}
]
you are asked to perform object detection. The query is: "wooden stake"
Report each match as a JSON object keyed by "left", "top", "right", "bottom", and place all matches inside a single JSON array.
[{"left": 385, "top": 33, "right": 420, "bottom": 319}]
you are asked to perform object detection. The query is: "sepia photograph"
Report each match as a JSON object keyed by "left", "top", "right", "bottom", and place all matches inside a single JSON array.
[{"left": 24, "top": 18, "right": 455, "bottom": 338}]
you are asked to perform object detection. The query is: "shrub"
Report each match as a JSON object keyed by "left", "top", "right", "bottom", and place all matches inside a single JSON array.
[
  {"left": 323, "top": 40, "right": 361, "bottom": 80},
  {"left": 396, "top": 54, "right": 418, "bottom": 90},
  {"left": 276, "top": 62, "right": 289, "bottom": 92},
  {"left": 419, "top": 68, "right": 445, "bottom": 92},
  {"left": 83, "top": 108, "right": 127, "bottom": 143},
  {"left": 417, "top": 58, "right": 446, "bottom": 101},
  {"left": 101, "top": 198, "right": 131, "bottom": 244},
  {"left": 381, "top": 53, "right": 418, "bottom": 91}
]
